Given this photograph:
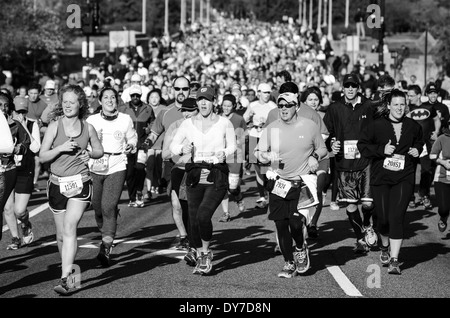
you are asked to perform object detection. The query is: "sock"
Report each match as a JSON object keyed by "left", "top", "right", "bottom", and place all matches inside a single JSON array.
[{"left": 362, "top": 205, "right": 374, "bottom": 228}]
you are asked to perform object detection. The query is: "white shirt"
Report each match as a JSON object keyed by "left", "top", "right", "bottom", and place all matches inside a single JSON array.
[{"left": 86, "top": 112, "right": 137, "bottom": 175}]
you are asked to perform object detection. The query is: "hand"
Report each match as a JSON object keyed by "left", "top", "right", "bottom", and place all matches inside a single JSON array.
[
  {"left": 124, "top": 144, "right": 134, "bottom": 155},
  {"left": 59, "top": 139, "right": 79, "bottom": 153},
  {"left": 215, "top": 151, "right": 226, "bottom": 162},
  {"left": 182, "top": 143, "right": 194, "bottom": 155},
  {"left": 384, "top": 140, "right": 396, "bottom": 156},
  {"left": 331, "top": 140, "right": 341, "bottom": 155},
  {"left": 431, "top": 131, "right": 438, "bottom": 141},
  {"left": 408, "top": 147, "right": 419, "bottom": 158},
  {"left": 79, "top": 150, "right": 90, "bottom": 164},
  {"left": 308, "top": 156, "right": 319, "bottom": 173},
  {"left": 260, "top": 151, "right": 278, "bottom": 162}
]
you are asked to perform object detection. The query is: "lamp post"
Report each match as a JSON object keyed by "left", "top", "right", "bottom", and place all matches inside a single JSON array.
[
  {"left": 309, "top": 0, "right": 313, "bottom": 30},
  {"left": 142, "top": 0, "right": 146, "bottom": 34},
  {"left": 164, "top": 0, "right": 169, "bottom": 37},
  {"left": 316, "top": 0, "right": 322, "bottom": 34},
  {"left": 327, "top": 0, "right": 333, "bottom": 40},
  {"left": 298, "top": 0, "right": 302, "bottom": 25}
]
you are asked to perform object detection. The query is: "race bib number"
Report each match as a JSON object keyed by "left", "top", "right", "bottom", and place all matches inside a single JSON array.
[
  {"left": 271, "top": 178, "right": 292, "bottom": 198},
  {"left": 90, "top": 154, "right": 110, "bottom": 172},
  {"left": 383, "top": 154, "right": 405, "bottom": 171},
  {"left": 194, "top": 152, "right": 218, "bottom": 164},
  {"left": 59, "top": 174, "right": 83, "bottom": 198},
  {"left": 344, "top": 140, "right": 361, "bottom": 159}
]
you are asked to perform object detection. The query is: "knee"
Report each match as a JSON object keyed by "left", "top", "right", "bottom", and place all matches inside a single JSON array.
[
  {"left": 362, "top": 202, "right": 374, "bottom": 210},
  {"left": 346, "top": 203, "right": 358, "bottom": 213}
]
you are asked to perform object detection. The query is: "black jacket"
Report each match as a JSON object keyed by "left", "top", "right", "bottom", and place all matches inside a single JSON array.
[{"left": 185, "top": 162, "right": 229, "bottom": 191}]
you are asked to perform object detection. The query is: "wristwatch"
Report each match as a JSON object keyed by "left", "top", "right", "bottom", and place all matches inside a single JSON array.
[{"left": 311, "top": 152, "right": 319, "bottom": 160}]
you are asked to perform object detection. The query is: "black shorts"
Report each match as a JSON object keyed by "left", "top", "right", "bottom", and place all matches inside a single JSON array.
[
  {"left": 47, "top": 179, "right": 92, "bottom": 214},
  {"left": 337, "top": 165, "right": 372, "bottom": 204},
  {"left": 15, "top": 173, "right": 33, "bottom": 194}
]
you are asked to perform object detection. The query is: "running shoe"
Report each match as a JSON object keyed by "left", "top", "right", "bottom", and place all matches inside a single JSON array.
[
  {"left": 53, "top": 274, "right": 78, "bottom": 295},
  {"left": 294, "top": 245, "right": 310, "bottom": 274},
  {"left": 256, "top": 197, "right": 268, "bottom": 209},
  {"left": 21, "top": 221, "right": 34, "bottom": 245},
  {"left": 184, "top": 247, "right": 198, "bottom": 267},
  {"left": 307, "top": 225, "right": 319, "bottom": 239},
  {"left": 354, "top": 239, "right": 370, "bottom": 254},
  {"left": 237, "top": 200, "right": 245, "bottom": 213},
  {"left": 193, "top": 250, "right": 213, "bottom": 275},
  {"left": 33, "top": 183, "right": 41, "bottom": 192},
  {"left": 380, "top": 245, "right": 390, "bottom": 266},
  {"left": 422, "top": 196, "right": 433, "bottom": 210},
  {"left": 6, "top": 237, "right": 21, "bottom": 250},
  {"left": 408, "top": 200, "right": 416, "bottom": 209},
  {"left": 97, "top": 242, "right": 112, "bottom": 267},
  {"left": 176, "top": 236, "right": 190, "bottom": 250},
  {"left": 329, "top": 201, "right": 339, "bottom": 211},
  {"left": 134, "top": 192, "right": 145, "bottom": 208},
  {"left": 128, "top": 200, "right": 137, "bottom": 207},
  {"left": 218, "top": 212, "right": 231, "bottom": 222},
  {"left": 387, "top": 258, "right": 402, "bottom": 275},
  {"left": 364, "top": 225, "right": 378, "bottom": 247},
  {"left": 438, "top": 217, "right": 448, "bottom": 232},
  {"left": 277, "top": 261, "right": 297, "bottom": 278}
]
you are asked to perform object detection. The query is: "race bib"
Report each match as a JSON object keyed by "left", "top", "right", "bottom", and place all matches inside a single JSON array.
[
  {"left": 14, "top": 155, "right": 23, "bottom": 167},
  {"left": 137, "top": 149, "right": 148, "bottom": 165},
  {"left": 0, "top": 165, "right": 6, "bottom": 173},
  {"left": 344, "top": 140, "right": 361, "bottom": 159},
  {"left": 59, "top": 174, "right": 83, "bottom": 198},
  {"left": 271, "top": 178, "right": 292, "bottom": 198},
  {"left": 446, "top": 169, "right": 450, "bottom": 181},
  {"left": 90, "top": 154, "right": 110, "bottom": 172},
  {"left": 383, "top": 154, "right": 405, "bottom": 171},
  {"left": 194, "top": 152, "right": 218, "bottom": 164}
]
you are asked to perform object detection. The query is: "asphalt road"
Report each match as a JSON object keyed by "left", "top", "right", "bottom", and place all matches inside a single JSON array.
[{"left": 1, "top": 171, "right": 449, "bottom": 304}]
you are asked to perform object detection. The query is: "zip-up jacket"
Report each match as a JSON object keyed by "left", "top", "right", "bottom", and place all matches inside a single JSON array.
[
  {"left": 118, "top": 102, "right": 155, "bottom": 149},
  {"left": 323, "top": 95, "right": 374, "bottom": 172}
]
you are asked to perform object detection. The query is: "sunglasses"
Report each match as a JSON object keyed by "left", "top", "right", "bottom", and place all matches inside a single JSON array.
[
  {"left": 130, "top": 94, "right": 141, "bottom": 98},
  {"left": 344, "top": 83, "right": 359, "bottom": 89},
  {"left": 277, "top": 102, "right": 297, "bottom": 109},
  {"left": 174, "top": 87, "right": 189, "bottom": 91}
]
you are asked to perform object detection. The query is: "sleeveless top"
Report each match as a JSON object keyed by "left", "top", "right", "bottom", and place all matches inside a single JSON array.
[{"left": 50, "top": 118, "right": 90, "bottom": 177}]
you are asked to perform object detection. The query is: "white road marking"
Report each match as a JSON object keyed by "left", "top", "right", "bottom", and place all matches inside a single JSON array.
[
  {"left": 327, "top": 266, "right": 363, "bottom": 297},
  {"left": 2, "top": 203, "right": 49, "bottom": 233}
]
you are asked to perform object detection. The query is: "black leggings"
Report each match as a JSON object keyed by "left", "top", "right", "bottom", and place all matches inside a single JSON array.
[
  {"left": 434, "top": 182, "right": 450, "bottom": 220},
  {"left": 275, "top": 217, "right": 305, "bottom": 263},
  {"left": 187, "top": 184, "right": 227, "bottom": 248},
  {"left": 372, "top": 181, "right": 414, "bottom": 240}
]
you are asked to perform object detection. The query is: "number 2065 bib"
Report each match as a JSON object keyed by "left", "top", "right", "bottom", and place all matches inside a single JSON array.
[
  {"left": 383, "top": 154, "right": 405, "bottom": 171},
  {"left": 58, "top": 174, "right": 83, "bottom": 198}
]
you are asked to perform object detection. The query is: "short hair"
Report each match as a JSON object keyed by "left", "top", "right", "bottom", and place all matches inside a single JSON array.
[
  {"left": 0, "top": 91, "right": 14, "bottom": 115},
  {"left": 279, "top": 81, "right": 299, "bottom": 94},
  {"left": 377, "top": 74, "right": 395, "bottom": 89},
  {"left": 301, "top": 86, "right": 323, "bottom": 105},
  {"left": 407, "top": 84, "right": 422, "bottom": 95},
  {"left": 28, "top": 83, "right": 41, "bottom": 92},
  {"left": 276, "top": 70, "right": 292, "bottom": 82},
  {"left": 98, "top": 87, "right": 119, "bottom": 103},
  {"left": 147, "top": 88, "right": 162, "bottom": 104},
  {"left": 385, "top": 89, "right": 407, "bottom": 104}
]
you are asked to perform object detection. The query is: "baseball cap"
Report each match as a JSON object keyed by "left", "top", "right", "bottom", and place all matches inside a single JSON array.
[
  {"left": 129, "top": 84, "right": 142, "bottom": 96},
  {"left": 257, "top": 83, "right": 271, "bottom": 93},
  {"left": 277, "top": 92, "right": 298, "bottom": 105},
  {"left": 44, "top": 80, "right": 56, "bottom": 90},
  {"left": 13, "top": 97, "right": 28, "bottom": 113},
  {"left": 196, "top": 86, "right": 215, "bottom": 101},
  {"left": 222, "top": 94, "right": 236, "bottom": 105},
  {"left": 179, "top": 97, "right": 198, "bottom": 111},
  {"left": 131, "top": 74, "right": 142, "bottom": 82},
  {"left": 343, "top": 73, "right": 360, "bottom": 86},
  {"left": 231, "top": 83, "right": 241, "bottom": 91},
  {"left": 425, "top": 82, "right": 438, "bottom": 94}
]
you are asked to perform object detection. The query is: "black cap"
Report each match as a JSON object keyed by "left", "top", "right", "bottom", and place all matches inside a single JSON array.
[
  {"left": 222, "top": 94, "right": 236, "bottom": 105},
  {"left": 179, "top": 97, "right": 198, "bottom": 111},
  {"left": 343, "top": 73, "right": 360, "bottom": 86},
  {"left": 425, "top": 82, "right": 438, "bottom": 94}
]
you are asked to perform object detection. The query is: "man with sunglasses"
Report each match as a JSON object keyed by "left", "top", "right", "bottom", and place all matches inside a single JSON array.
[
  {"left": 255, "top": 91, "right": 327, "bottom": 277},
  {"left": 147, "top": 76, "right": 191, "bottom": 250},
  {"left": 323, "top": 73, "right": 378, "bottom": 255}
]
